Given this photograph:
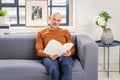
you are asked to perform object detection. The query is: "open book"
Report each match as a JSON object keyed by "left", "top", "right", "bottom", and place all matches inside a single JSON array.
[{"left": 43, "top": 39, "right": 74, "bottom": 56}]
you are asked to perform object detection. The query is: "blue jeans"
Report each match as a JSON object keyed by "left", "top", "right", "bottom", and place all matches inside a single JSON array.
[{"left": 43, "top": 56, "right": 73, "bottom": 80}]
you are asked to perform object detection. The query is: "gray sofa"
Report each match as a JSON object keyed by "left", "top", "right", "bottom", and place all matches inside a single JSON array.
[{"left": 0, "top": 33, "right": 98, "bottom": 80}]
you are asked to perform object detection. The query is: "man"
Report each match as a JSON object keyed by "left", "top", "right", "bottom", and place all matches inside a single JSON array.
[{"left": 36, "top": 13, "right": 75, "bottom": 80}]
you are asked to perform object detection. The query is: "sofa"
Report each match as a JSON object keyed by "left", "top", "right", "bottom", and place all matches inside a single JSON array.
[{"left": 0, "top": 33, "right": 98, "bottom": 80}]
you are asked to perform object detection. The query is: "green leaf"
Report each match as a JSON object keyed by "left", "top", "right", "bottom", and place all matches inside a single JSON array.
[
  {"left": 101, "top": 25, "right": 105, "bottom": 29},
  {"left": 0, "top": 9, "right": 7, "bottom": 16},
  {"left": 99, "top": 11, "right": 111, "bottom": 21}
]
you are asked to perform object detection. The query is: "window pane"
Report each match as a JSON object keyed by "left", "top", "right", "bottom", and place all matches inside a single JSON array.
[
  {"left": 3, "top": 8, "right": 17, "bottom": 24},
  {"left": 19, "top": 8, "right": 25, "bottom": 24},
  {"left": 52, "top": 7, "right": 66, "bottom": 23},
  {"left": 19, "top": 0, "right": 25, "bottom": 5},
  {"left": 1, "top": 0, "right": 14, "bottom": 3},
  {"left": 52, "top": 0, "right": 66, "bottom": 6}
]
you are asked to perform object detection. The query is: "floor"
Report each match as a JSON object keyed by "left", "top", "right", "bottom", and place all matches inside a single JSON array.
[{"left": 98, "top": 64, "right": 120, "bottom": 80}]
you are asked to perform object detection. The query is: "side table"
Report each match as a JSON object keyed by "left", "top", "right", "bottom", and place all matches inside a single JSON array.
[{"left": 96, "top": 40, "right": 120, "bottom": 78}]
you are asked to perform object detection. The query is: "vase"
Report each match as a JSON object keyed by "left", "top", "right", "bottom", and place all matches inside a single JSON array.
[{"left": 101, "top": 28, "right": 114, "bottom": 44}]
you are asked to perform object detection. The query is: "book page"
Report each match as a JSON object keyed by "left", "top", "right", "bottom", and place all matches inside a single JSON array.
[
  {"left": 43, "top": 39, "right": 74, "bottom": 56},
  {"left": 61, "top": 43, "right": 74, "bottom": 53},
  {"left": 43, "top": 39, "right": 62, "bottom": 55}
]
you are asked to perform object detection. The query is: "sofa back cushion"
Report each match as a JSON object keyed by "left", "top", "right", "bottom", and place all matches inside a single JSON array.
[
  {"left": 0, "top": 34, "right": 77, "bottom": 59},
  {"left": 0, "top": 34, "right": 39, "bottom": 59}
]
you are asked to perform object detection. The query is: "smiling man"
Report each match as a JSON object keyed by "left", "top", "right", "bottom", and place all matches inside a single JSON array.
[{"left": 36, "top": 12, "right": 75, "bottom": 80}]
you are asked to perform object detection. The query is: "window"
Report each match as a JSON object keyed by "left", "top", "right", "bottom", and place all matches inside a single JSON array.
[
  {"left": 0, "top": 0, "right": 69, "bottom": 27},
  {"left": 48, "top": 0, "right": 69, "bottom": 26}
]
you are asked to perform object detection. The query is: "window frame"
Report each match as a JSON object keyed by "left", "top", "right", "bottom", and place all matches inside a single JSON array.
[{"left": 0, "top": 0, "right": 69, "bottom": 27}]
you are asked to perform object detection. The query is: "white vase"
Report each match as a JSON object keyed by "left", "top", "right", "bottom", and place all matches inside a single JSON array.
[{"left": 101, "top": 28, "right": 114, "bottom": 44}]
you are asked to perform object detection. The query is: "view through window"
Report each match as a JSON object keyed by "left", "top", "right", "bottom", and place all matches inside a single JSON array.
[{"left": 0, "top": 0, "right": 69, "bottom": 27}]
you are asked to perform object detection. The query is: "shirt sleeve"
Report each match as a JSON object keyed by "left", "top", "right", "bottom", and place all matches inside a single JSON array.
[
  {"left": 65, "top": 30, "right": 76, "bottom": 56},
  {"left": 35, "top": 32, "right": 48, "bottom": 57}
]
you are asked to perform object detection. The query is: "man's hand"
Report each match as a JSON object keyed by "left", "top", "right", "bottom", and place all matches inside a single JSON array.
[
  {"left": 49, "top": 54, "right": 59, "bottom": 60},
  {"left": 62, "top": 50, "right": 71, "bottom": 57}
]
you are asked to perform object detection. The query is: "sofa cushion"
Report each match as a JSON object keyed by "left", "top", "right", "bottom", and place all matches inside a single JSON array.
[
  {"left": 72, "top": 59, "right": 83, "bottom": 80},
  {"left": 0, "top": 34, "right": 77, "bottom": 59},
  {"left": 0, "top": 59, "right": 83, "bottom": 80},
  {"left": 0, "top": 60, "right": 50, "bottom": 80},
  {"left": 0, "top": 34, "right": 39, "bottom": 59}
]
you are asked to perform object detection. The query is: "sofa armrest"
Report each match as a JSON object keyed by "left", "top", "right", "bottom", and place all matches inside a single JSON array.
[{"left": 76, "top": 34, "right": 98, "bottom": 80}]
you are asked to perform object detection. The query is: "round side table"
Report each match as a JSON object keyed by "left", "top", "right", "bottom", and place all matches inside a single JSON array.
[{"left": 96, "top": 40, "right": 120, "bottom": 78}]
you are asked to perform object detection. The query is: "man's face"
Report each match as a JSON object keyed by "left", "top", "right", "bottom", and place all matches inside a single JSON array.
[{"left": 50, "top": 14, "right": 61, "bottom": 28}]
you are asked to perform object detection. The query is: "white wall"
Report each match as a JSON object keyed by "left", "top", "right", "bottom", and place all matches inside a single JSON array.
[{"left": 73, "top": 0, "right": 120, "bottom": 64}]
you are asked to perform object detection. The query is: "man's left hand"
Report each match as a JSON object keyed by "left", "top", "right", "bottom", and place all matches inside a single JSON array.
[{"left": 62, "top": 50, "right": 71, "bottom": 57}]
